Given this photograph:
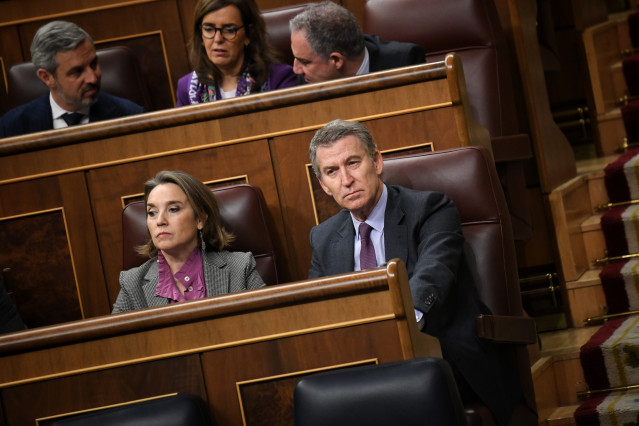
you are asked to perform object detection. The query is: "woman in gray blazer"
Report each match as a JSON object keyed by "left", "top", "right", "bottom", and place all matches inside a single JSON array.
[{"left": 112, "top": 170, "right": 265, "bottom": 313}]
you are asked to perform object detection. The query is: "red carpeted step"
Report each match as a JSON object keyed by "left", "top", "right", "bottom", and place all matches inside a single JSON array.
[
  {"left": 630, "top": 10, "right": 639, "bottom": 49},
  {"left": 599, "top": 260, "right": 632, "bottom": 314},
  {"left": 574, "top": 390, "right": 639, "bottom": 426},
  {"left": 623, "top": 54, "right": 639, "bottom": 98},
  {"left": 600, "top": 206, "right": 635, "bottom": 258},
  {"left": 603, "top": 147, "right": 639, "bottom": 203},
  {"left": 580, "top": 315, "right": 639, "bottom": 391},
  {"left": 574, "top": 393, "right": 609, "bottom": 426},
  {"left": 622, "top": 100, "right": 639, "bottom": 143}
]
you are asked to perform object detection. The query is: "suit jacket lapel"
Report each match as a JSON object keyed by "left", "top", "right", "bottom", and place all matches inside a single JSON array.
[
  {"left": 32, "top": 95, "right": 55, "bottom": 131},
  {"left": 89, "top": 93, "right": 110, "bottom": 122},
  {"left": 384, "top": 187, "right": 408, "bottom": 263},
  {"left": 203, "top": 251, "right": 230, "bottom": 296},
  {"left": 142, "top": 264, "right": 169, "bottom": 308},
  {"left": 330, "top": 217, "right": 355, "bottom": 274}
]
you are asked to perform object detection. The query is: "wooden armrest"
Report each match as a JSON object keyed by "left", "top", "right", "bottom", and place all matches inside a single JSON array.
[{"left": 475, "top": 314, "right": 537, "bottom": 344}]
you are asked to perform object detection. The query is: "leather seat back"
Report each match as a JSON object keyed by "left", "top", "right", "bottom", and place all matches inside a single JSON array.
[
  {"left": 262, "top": 3, "right": 310, "bottom": 66},
  {"left": 294, "top": 357, "right": 466, "bottom": 426},
  {"left": 363, "top": 0, "right": 521, "bottom": 139}
]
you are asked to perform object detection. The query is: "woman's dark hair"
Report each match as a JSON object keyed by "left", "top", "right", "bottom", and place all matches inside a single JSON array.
[
  {"left": 137, "top": 170, "right": 234, "bottom": 257},
  {"left": 190, "top": 0, "right": 278, "bottom": 89}
]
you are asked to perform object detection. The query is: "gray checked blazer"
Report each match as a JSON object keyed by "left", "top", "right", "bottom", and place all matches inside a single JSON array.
[{"left": 112, "top": 250, "right": 265, "bottom": 313}]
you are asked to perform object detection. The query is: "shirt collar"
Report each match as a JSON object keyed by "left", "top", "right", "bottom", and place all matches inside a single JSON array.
[
  {"left": 352, "top": 183, "right": 387, "bottom": 236},
  {"left": 155, "top": 247, "right": 205, "bottom": 302},
  {"left": 49, "top": 93, "right": 90, "bottom": 119},
  {"left": 355, "top": 47, "right": 370, "bottom": 76}
]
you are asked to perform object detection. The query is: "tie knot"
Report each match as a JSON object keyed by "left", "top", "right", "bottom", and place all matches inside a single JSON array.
[
  {"left": 359, "top": 222, "right": 373, "bottom": 240},
  {"left": 61, "top": 112, "right": 85, "bottom": 126}
]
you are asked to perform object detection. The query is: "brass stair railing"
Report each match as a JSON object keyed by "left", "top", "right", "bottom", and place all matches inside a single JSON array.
[
  {"left": 519, "top": 273, "right": 559, "bottom": 306},
  {"left": 577, "top": 383, "right": 639, "bottom": 399}
]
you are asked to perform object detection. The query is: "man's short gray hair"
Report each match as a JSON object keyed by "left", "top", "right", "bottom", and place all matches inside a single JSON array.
[
  {"left": 289, "top": 1, "right": 364, "bottom": 60},
  {"left": 309, "top": 119, "right": 378, "bottom": 179},
  {"left": 30, "top": 21, "right": 93, "bottom": 74}
]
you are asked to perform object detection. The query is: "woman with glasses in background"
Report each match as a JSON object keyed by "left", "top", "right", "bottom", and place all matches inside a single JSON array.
[{"left": 176, "top": 0, "right": 297, "bottom": 105}]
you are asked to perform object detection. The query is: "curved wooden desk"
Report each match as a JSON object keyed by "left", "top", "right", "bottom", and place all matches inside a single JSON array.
[{"left": 0, "top": 259, "right": 440, "bottom": 426}]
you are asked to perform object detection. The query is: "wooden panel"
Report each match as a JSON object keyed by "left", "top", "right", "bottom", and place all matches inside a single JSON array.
[
  {"left": 0, "top": 25, "right": 24, "bottom": 116},
  {"left": 494, "top": 0, "right": 577, "bottom": 192},
  {"left": 3, "top": 355, "right": 207, "bottom": 425},
  {"left": 568, "top": 0, "right": 609, "bottom": 30},
  {"left": 596, "top": 111, "right": 626, "bottom": 154},
  {"left": 178, "top": 0, "right": 198, "bottom": 47},
  {"left": 202, "top": 323, "right": 401, "bottom": 425},
  {"left": 515, "top": 188, "right": 555, "bottom": 268},
  {"left": 548, "top": 175, "right": 591, "bottom": 282},
  {"left": 85, "top": 139, "right": 289, "bottom": 304},
  {"left": 583, "top": 19, "right": 625, "bottom": 116},
  {"left": 98, "top": 33, "right": 174, "bottom": 110},
  {"left": 0, "top": 0, "right": 133, "bottom": 23},
  {"left": 565, "top": 273, "right": 606, "bottom": 326},
  {"left": 0, "top": 209, "right": 79, "bottom": 327},
  {"left": 552, "top": 351, "right": 587, "bottom": 405},
  {"left": 0, "top": 173, "right": 109, "bottom": 325},
  {"left": 531, "top": 356, "right": 560, "bottom": 426}
]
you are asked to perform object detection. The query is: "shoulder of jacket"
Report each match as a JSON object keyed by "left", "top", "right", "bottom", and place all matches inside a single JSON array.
[{"left": 120, "top": 257, "right": 155, "bottom": 283}]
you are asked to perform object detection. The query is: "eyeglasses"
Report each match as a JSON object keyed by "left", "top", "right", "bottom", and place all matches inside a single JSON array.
[{"left": 200, "top": 24, "right": 245, "bottom": 41}]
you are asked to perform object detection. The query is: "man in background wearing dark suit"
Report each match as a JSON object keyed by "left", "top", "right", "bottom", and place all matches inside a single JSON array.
[
  {"left": 288, "top": 1, "right": 425, "bottom": 84},
  {"left": 307, "top": 119, "right": 522, "bottom": 426},
  {"left": 0, "top": 20, "right": 143, "bottom": 138}
]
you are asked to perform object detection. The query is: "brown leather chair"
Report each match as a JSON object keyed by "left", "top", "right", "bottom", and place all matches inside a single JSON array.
[
  {"left": 383, "top": 146, "right": 538, "bottom": 426},
  {"left": 121, "top": 183, "right": 279, "bottom": 285},
  {"left": 262, "top": 3, "right": 310, "bottom": 66},
  {"left": 363, "top": 0, "right": 533, "bottom": 242},
  {"left": 4, "top": 46, "right": 151, "bottom": 114}
]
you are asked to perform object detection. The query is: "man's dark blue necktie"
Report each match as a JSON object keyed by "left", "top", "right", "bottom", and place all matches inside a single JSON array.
[
  {"left": 359, "top": 222, "right": 377, "bottom": 270},
  {"left": 61, "top": 112, "right": 85, "bottom": 126}
]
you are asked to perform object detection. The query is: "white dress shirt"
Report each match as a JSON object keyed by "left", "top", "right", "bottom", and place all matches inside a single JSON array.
[{"left": 50, "top": 94, "right": 89, "bottom": 129}]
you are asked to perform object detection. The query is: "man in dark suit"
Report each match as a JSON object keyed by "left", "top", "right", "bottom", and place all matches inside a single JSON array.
[
  {"left": 0, "top": 21, "right": 143, "bottom": 138},
  {"left": 307, "top": 119, "right": 522, "bottom": 426},
  {"left": 289, "top": 1, "right": 425, "bottom": 84}
]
